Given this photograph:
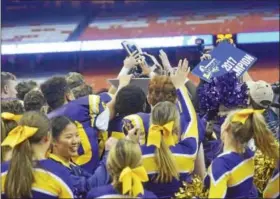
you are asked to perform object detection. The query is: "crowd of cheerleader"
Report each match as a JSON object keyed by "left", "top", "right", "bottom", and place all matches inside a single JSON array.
[{"left": 1, "top": 46, "right": 279, "bottom": 199}]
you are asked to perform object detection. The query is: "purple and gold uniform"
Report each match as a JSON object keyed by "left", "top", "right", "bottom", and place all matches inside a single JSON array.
[
  {"left": 98, "top": 92, "right": 113, "bottom": 104},
  {"left": 107, "top": 116, "right": 126, "bottom": 139},
  {"left": 141, "top": 85, "right": 199, "bottom": 199},
  {"left": 205, "top": 148, "right": 258, "bottom": 198},
  {"left": 123, "top": 92, "right": 205, "bottom": 146},
  {"left": 48, "top": 95, "right": 109, "bottom": 173},
  {"left": 1, "top": 159, "right": 74, "bottom": 199}
]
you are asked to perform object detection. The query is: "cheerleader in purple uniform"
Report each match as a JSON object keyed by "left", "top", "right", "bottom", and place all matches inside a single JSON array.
[
  {"left": 1, "top": 112, "right": 74, "bottom": 199},
  {"left": 41, "top": 75, "right": 131, "bottom": 174},
  {"left": 205, "top": 109, "right": 279, "bottom": 198},
  {"left": 107, "top": 85, "right": 147, "bottom": 140},
  {"left": 1, "top": 99, "right": 24, "bottom": 162},
  {"left": 125, "top": 60, "right": 202, "bottom": 199},
  {"left": 197, "top": 72, "right": 249, "bottom": 167},
  {"left": 87, "top": 139, "right": 156, "bottom": 199}
]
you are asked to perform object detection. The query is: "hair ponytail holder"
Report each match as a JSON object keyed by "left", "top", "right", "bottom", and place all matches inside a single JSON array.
[
  {"left": 231, "top": 109, "right": 265, "bottom": 124},
  {"left": 1, "top": 125, "right": 38, "bottom": 148},
  {"left": 147, "top": 121, "right": 175, "bottom": 148},
  {"left": 1, "top": 112, "right": 22, "bottom": 122},
  {"left": 119, "top": 166, "right": 148, "bottom": 197}
]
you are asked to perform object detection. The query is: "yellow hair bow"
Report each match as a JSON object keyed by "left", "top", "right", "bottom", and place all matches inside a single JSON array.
[
  {"left": 1, "top": 112, "right": 22, "bottom": 122},
  {"left": 1, "top": 125, "right": 38, "bottom": 148},
  {"left": 231, "top": 109, "right": 265, "bottom": 124},
  {"left": 147, "top": 121, "right": 175, "bottom": 148},
  {"left": 119, "top": 166, "right": 149, "bottom": 197},
  {"left": 216, "top": 34, "right": 234, "bottom": 44}
]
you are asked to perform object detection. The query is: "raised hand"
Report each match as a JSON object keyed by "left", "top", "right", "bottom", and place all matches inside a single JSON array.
[
  {"left": 123, "top": 120, "right": 134, "bottom": 133},
  {"left": 126, "top": 126, "right": 141, "bottom": 143},
  {"left": 159, "top": 49, "right": 172, "bottom": 71},
  {"left": 123, "top": 50, "right": 143, "bottom": 69},
  {"left": 142, "top": 52, "right": 163, "bottom": 69},
  {"left": 170, "top": 58, "right": 190, "bottom": 88},
  {"left": 139, "top": 60, "right": 151, "bottom": 76}
]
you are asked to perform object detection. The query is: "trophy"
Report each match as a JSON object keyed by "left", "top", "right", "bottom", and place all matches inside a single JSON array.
[{"left": 121, "top": 41, "right": 161, "bottom": 77}]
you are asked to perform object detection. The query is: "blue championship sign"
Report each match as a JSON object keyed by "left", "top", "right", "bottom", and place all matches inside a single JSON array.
[{"left": 192, "top": 42, "right": 257, "bottom": 82}]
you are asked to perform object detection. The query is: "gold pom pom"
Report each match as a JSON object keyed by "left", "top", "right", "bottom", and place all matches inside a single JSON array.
[
  {"left": 253, "top": 150, "right": 276, "bottom": 193},
  {"left": 173, "top": 175, "right": 209, "bottom": 199}
]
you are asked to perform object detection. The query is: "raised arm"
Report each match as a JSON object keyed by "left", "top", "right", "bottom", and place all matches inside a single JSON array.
[
  {"left": 170, "top": 59, "right": 203, "bottom": 174},
  {"left": 106, "top": 75, "right": 133, "bottom": 120},
  {"left": 95, "top": 75, "right": 132, "bottom": 132},
  {"left": 184, "top": 79, "right": 197, "bottom": 103},
  {"left": 176, "top": 85, "right": 198, "bottom": 140},
  {"left": 159, "top": 49, "right": 173, "bottom": 72},
  {"left": 109, "top": 51, "right": 141, "bottom": 95},
  {"left": 171, "top": 59, "right": 198, "bottom": 141}
]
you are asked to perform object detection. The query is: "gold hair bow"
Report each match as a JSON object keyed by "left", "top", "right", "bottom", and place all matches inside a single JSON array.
[
  {"left": 231, "top": 109, "right": 265, "bottom": 124},
  {"left": 119, "top": 166, "right": 149, "bottom": 197},
  {"left": 1, "top": 125, "right": 38, "bottom": 148},
  {"left": 147, "top": 121, "right": 175, "bottom": 148},
  {"left": 1, "top": 112, "right": 22, "bottom": 122},
  {"left": 216, "top": 34, "right": 234, "bottom": 44}
]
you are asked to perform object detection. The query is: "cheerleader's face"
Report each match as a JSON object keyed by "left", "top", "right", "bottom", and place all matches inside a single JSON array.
[{"left": 53, "top": 123, "right": 81, "bottom": 159}]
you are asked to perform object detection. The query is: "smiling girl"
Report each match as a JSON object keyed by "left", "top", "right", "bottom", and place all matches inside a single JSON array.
[
  {"left": 1, "top": 111, "right": 74, "bottom": 199},
  {"left": 49, "top": 116, "right": 92, "bottom": 198}
]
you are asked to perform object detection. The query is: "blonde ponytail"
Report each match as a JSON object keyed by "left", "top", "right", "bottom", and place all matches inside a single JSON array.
[
  {"left": 155, "top": 140, "right": 179, "bottom": 183},
  {"left": 150, "top": 101, "right": 180, "bottom": 183},
  {"left": 227, "top": 109, "right": 279, "bottom": 161},
  {"left": 5, "top": 140, "right": 34, "bottom": 198},
  {"left": 252, "top": 113, "right": 279, "bottom": 161},
  {"left": 4, "top": 111, "right": 50, "bottom": 199}
]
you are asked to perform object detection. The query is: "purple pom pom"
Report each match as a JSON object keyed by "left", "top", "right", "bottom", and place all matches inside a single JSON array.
[{"left": 198, "top": 72, "right": 249, "bottom": 118}]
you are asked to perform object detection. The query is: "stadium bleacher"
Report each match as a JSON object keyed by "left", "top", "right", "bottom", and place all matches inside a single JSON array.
[
  {"left": 2, "top": 9, "right": 278, "bottom": 44},
  {"left": 80, "top": 10, "right": 279, "bottom": 40},
  {"left": 2, "top": 23, "right": 79, "bottom": 44}
]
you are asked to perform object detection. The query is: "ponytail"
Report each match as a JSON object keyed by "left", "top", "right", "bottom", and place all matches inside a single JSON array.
[
  {"left": 1, "top": 121, "right": 13, "bottom": 162},
  {"left": 149, "top": 101, "right": 180, "bottom": 183},
  {"left": 4, "top": 140, "right": 34, "bottom": 198},
  {"left": 252, "top": 113, "right": 279, "bottom": 161},
  {"left": 154, "top": 140, "right": 179, "bottom": 183},
  {"left": 1, "top": 115, "right": 20, "bottom": 162},
  {"left": 3, "top": 111, "right": 50, "bottom": 199}
]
